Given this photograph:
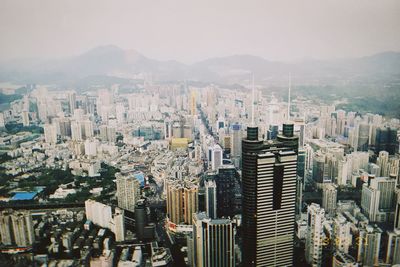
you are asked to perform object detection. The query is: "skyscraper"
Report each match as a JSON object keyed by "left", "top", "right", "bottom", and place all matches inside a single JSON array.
[
  {"left": 216, "top": 165, "right": 238, "bottom": 218},
  {"left": 192, "top": 212, "right": 235, "bottom": 267},
  {"left": 242, "top": 123, "right": 298, "bottom": 266}
]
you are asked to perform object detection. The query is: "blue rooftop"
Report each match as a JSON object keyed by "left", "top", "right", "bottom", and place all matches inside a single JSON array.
[
  {"left": 134, "top": 172, "right": 145, "bottom": 187},
  {"left": 11, "top": 192, "right": 37, "bottom": 201}
]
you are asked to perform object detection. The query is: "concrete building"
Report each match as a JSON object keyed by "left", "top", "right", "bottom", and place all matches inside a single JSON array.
[
  {"left": 305, "top": 203, "right": 325, "bottom": 267},
  {"left": 323, "top": 183, "right": 338, "bottom": 216},
  {"left": 116, "top": 172, "right": 141, "bottom": 212},
  {"left": 192, "top": 212, "right": 235, "bottom": 267}
]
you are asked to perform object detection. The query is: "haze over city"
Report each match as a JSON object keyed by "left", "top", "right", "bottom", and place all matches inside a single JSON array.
[{"left": 1, "top": 0, "right": 400, "bottom": 63}]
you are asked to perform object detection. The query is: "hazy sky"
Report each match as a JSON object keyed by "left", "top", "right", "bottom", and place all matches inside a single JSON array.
[{"left": 0, "top": 0, "right": 399, "bottom": 63}]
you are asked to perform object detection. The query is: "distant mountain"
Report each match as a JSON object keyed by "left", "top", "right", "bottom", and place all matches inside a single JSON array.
[{"left": 0, "top": 45, "right": 399, "bottom": 86}]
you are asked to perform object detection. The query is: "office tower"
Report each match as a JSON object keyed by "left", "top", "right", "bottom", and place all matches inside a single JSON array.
[
  {"left": 209, "top": 144, "right": 223, "bottom": 171},
  {"left": 297, "top": 147, "right": 306, "bottom": 179},
  {"left": 116, "top": 172, "right": 141, "bottom": 212},
  {"left": 204, "top": 179, "right": 217, "bottom": 219},
  {"left": 22, "top": 110, "right": 29, "bottom": 127},
  {"left": 277, "top": 123, "right": 299, "bottom": 152},
  {"left": 361, "top": 176, "right": 396, "bottom": 222},
  {"left": 192, "top": 212, "right": 235, "bottom": 267},
  {"left": 386, "top": 229, "right": 400, "bottom": 265},
  {"left": 71, "top": 120, "right": 83, "bottom": 141},
  {"left": 305, "top": 203, "right": 325, "bottom": 267},
  {"left": 323, "top": 183, "right": 338, "bottom": 216},
  {"left": 395, "top": 189, "right": 400, "bottom": 230},
  {"left": 356, "top": 123, "right": 370, "bottom": 151},
  {"left": 242, "top": 123, "right": 298, "bottom": 266},
  {"left": 375, "top": 126, "right": 399, "bottom": 155},
  {"left": 166, "top": 179, "right": 198, "bottom": 226},
  {"left": 312, "top": 151, "right": 326, "bottom": 185},
  {"left": 333, "top": 214, "right": 352, "bottom": 254},
  {"left": 216, "top": 165, "right": 238, "bottom": 218},
  {"left": 44, "top": 123, "right": 57, "bottom": 145},
  {"left": 357, "top": 225, "right": 382, "bottom": 267},
  {"left": 230, "top": 124, "right": 242, "bottom": 168},
  {"left": 332, "top": 252, "right": 358, "bottom": 267},
  {"left": 68, "top": 91, "right": 76, "bottom": 113},
  {"left": 135, "top": 201, "right": 147, "bottom": 240}
]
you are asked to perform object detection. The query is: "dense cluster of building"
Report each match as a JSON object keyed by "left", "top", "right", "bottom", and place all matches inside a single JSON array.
[{"left": 0, "top": 81, "right": 399, "bottom": 266}]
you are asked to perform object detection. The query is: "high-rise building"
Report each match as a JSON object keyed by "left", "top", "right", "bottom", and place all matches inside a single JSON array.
[
  {"left": 375, "top": 126, "right": 399, "bottom": 155},
  {"left": 116, "top": 172, "right": 141, "bottom": 212},
  {"left": 216, "top": 165, "right": 238, "bottom": 218},
  {"left": 209, "top": 144, "right": 223, "bottom": 171},
  {"left": 204, "top": 179, "right": 217, "bottom": 219},
  {"left": 71, "top": 120, "right": 83, "bottom": 141},
  {"left": 192, "top": 212, "right": 235, "bottom": 267},
  {"left": 242, "top": 123, "right": 298, "bottom": 266},
  {"left": 361, "top": 176, "right": 396, "bottom": 222},
  {"left": 230, "top": 124, "right": 242, "bottom": 168},
  {"left": 357, "top": 224, "right": 382, "bottom": 267},
  {"left": 395, "top": 189, "right": 400, "bottom": 230},
  {"left": 44, "top": 123, "right": 57, "bottom": 145},
  {"left": 68, "top": 91, "right": 76, "bottom": 114},
  {"left": 22, "top": 110, "right": 29, "bottom": 127},
  {"left": 333, "top": 214, "right": 352, "bottom": 254},
  {"left": 166, "top": 179, "right": 198, "bottom": 226},
  {"left": 323, "top": 183, "right": 338, "bottom": 216},
  {"left": 385, "top": 229, "right": 400, "bottom": 265},
  {"left": 305, "top": 203, "right": 325, "bottom": 267},
  {"left": 0, "top": 210, "right": 35, "bottom": 247}
]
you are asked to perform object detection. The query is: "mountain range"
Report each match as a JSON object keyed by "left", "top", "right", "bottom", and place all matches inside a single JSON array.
[{"left": 0, "top": 45, "right": 400, "bottom": 86}]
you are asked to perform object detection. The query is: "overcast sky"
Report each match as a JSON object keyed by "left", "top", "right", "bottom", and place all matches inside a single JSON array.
[{"left": 0, "top": 0, "right": 399, "bottom": 63}]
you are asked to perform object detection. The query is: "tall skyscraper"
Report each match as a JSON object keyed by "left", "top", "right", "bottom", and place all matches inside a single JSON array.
[
  {"left": 242, "top": 123, "right": 298, "bottom": 266},
  {"left": 192, "top": 212, "right": 235, "bottom": 267},
  {"left": 333, "top": 214, "right": 352, "bottom": 254},
  {"left": 305, "top": 203, "right": 325, "bottom": 267},
  {"left": 116, "top": 172, "right": 141, "bottom": 212},
  {"left": 216, "top": 165, "right": 238, "bottom": 218}
]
